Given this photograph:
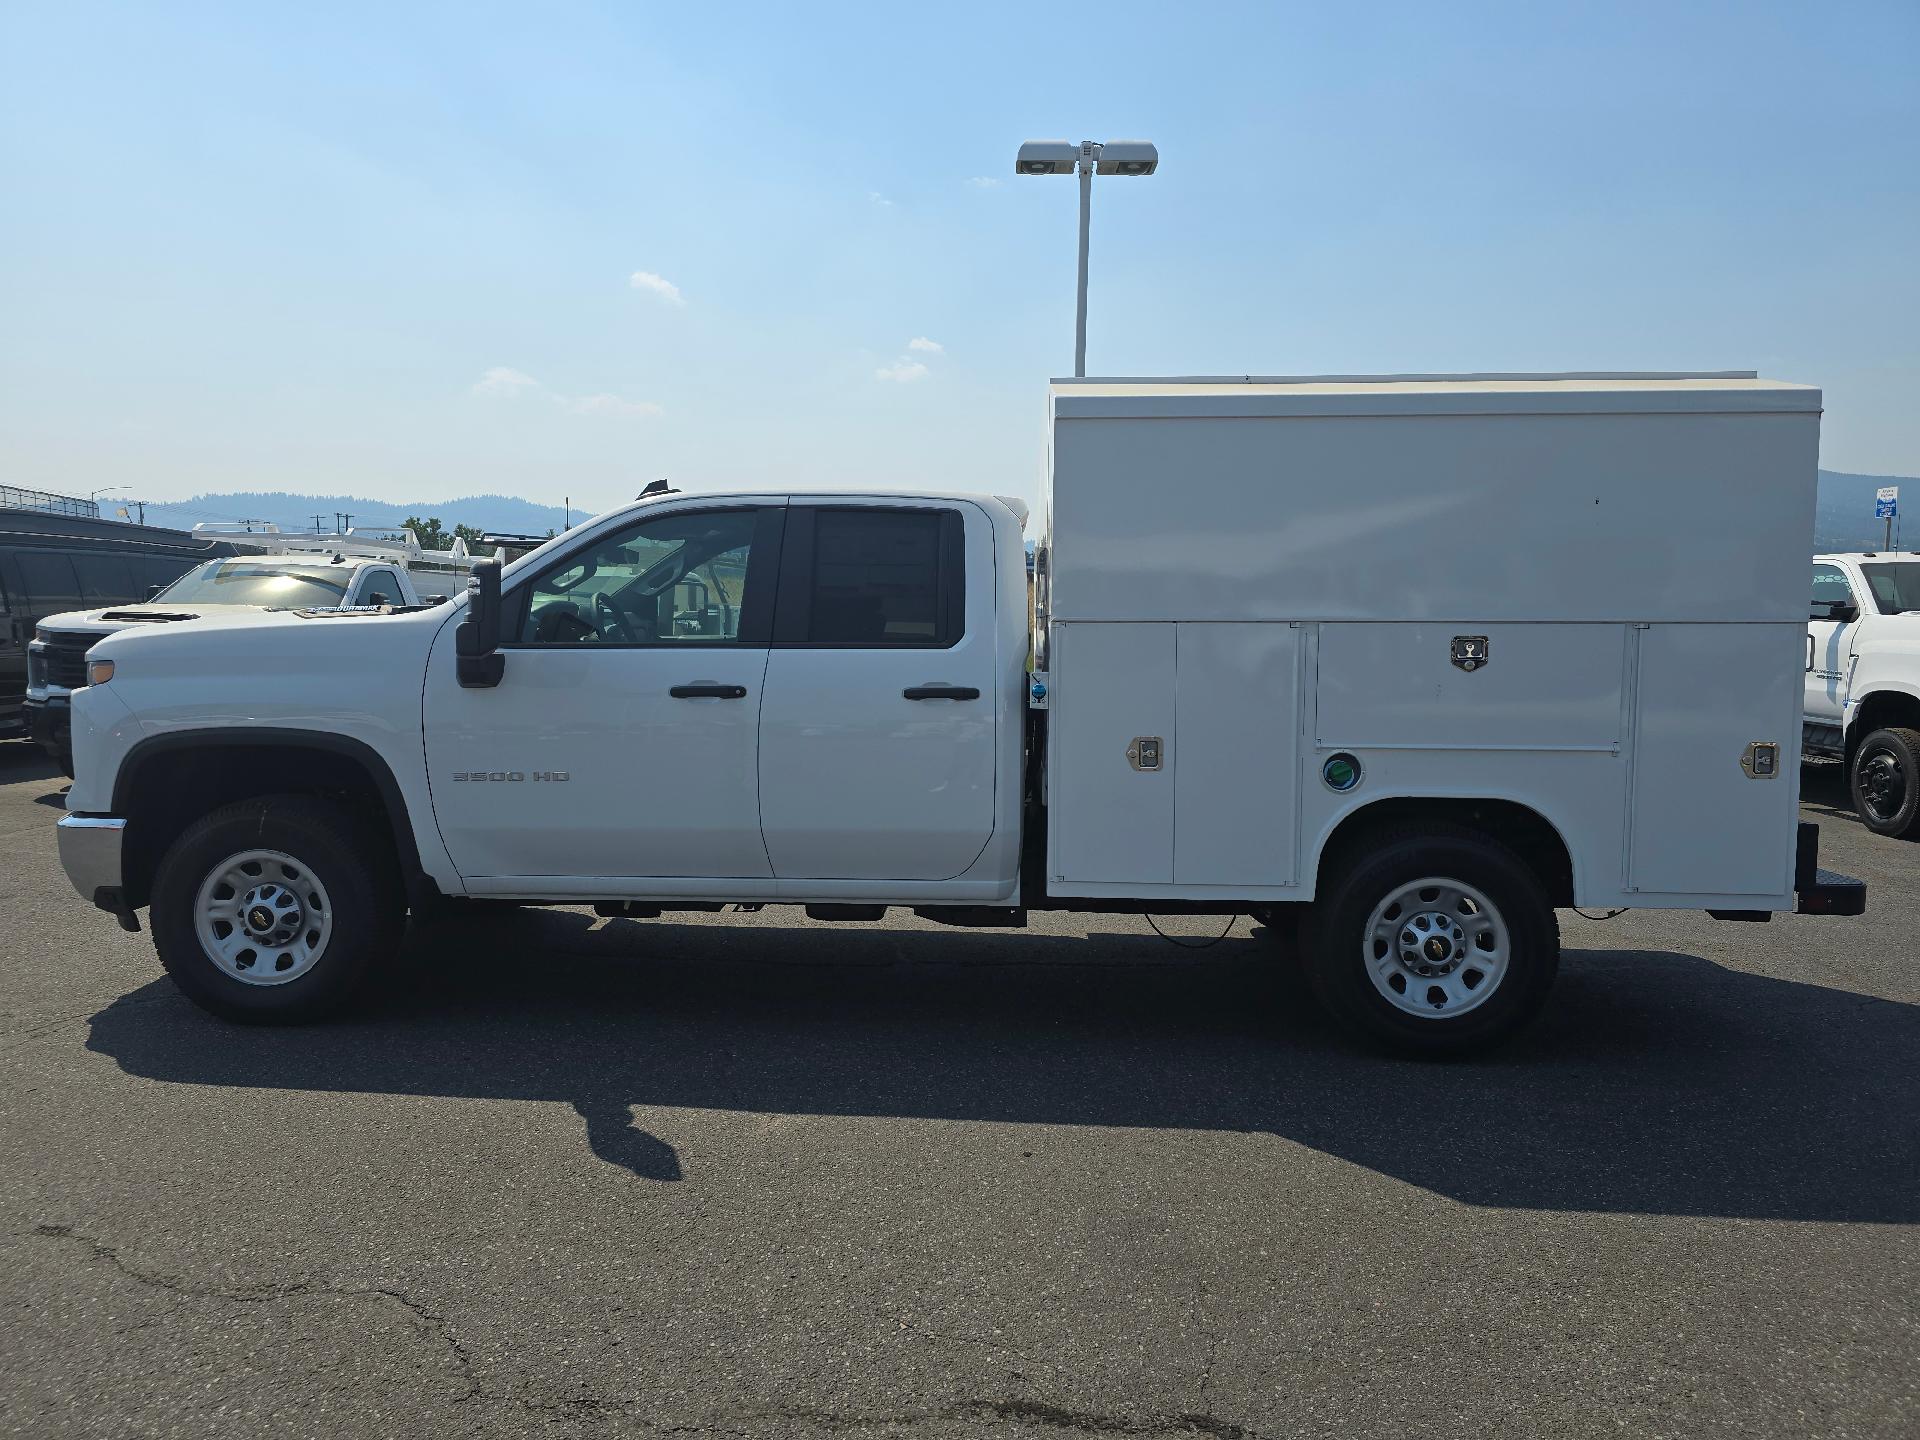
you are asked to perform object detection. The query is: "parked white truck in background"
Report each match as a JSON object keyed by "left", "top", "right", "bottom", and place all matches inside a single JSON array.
[
  {"left": 1806, "top": 551, "right": 1920, "bottom": 836},
  {"left": 54, "top": 373, "right": 1863, "bottom": 1054},
  {"left": 25, "top": 528, "right": 479, "bottom": 772}
]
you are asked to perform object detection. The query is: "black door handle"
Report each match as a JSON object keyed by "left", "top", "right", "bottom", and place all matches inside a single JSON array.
[
  {"left": 903, "top": 685, "right": 980, "bottom": 701},
  {"left": 670, "top": 684, "right": 748, "bottom": 699}
]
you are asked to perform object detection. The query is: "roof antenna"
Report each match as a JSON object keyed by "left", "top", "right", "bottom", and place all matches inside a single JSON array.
[{"left": 638, "top": 478, "right": 679, "bottom": 499}]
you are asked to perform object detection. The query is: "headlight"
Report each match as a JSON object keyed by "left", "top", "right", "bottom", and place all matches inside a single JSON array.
[{"left": 87, "top": 660, "right": 115, "bottom": 686}]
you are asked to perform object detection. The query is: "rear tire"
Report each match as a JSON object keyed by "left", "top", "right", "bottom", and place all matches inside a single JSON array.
[
  {"left": 1849, "top": 727, "right": 1920, "bottom": 838},
  {"left": 1303, "top": 827, "right": 1558, "bottom": 1057},
  {"left": 150, "top": 795, "right": 403, "bottom": 1023}
]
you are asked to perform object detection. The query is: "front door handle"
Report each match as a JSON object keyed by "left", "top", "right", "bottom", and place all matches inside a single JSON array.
[
  {"left": 670, "top": 684, "right": 748, "bottom": 699},
  {"left": 903, "top": 685, "right": 980, "bottom": 701}
]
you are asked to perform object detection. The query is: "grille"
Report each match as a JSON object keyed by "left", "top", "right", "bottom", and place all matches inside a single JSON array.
[{"left": 40, "top": 632, "right": 96, "bottom": 689}]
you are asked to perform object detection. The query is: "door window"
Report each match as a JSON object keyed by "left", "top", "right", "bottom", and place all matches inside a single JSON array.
[
  {"left": 16, "top": 552, "right": 82, "bottom": 615},
  {"left": 514, "top": 508, "right": 768, "bottom": 646},
  {"left": 776, "top": 507, "right": 963, "bottom": 647},
  {"left": 357, "top": 569, "right": 401, "bottom": 606},
  {"left": 1811, "top": 564, "right": 1856, "bottom": 617},
  {"left": 74, "top": 554, "right": 136, "bottom": 604}
]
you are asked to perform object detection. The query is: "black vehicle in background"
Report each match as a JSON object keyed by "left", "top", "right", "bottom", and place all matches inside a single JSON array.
[{"left": 0, "top": 509, "right": 254, "bottom": 742}]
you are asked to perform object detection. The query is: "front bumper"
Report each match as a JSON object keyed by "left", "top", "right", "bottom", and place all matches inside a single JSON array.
[
  {"left": 56, "top": 814, "right": 135, "bottom": 928},
  {"left": 25, "top": 694, "right": 71, "bottom": 760}
]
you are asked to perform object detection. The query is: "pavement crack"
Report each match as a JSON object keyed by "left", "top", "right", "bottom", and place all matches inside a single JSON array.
[{"left": 32, "top": 1222, "right": 482, "bottom": 1402}]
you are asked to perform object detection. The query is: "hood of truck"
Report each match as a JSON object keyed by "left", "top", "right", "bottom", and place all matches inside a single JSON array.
[{"left": 35, "top": 602, "right": 345, "bottom": 638}]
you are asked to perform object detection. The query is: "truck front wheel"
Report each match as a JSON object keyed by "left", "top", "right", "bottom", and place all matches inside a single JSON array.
[
  {"left": 149, "top": 795, "right": 404, "bottom": 1023},
  {"left": 1849, "top": 727, "right": 1920, "bottom": 838},
  {"left": 1304, "top": 828, "right": 1559, "bottom": 1056}
]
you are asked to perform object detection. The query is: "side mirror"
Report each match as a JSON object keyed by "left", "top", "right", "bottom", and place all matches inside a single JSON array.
[
  {"left": 456, "top": 561, "right": 506, "bottom": 688},
  {"left": 1811, "top": 599, "right": 1859, "bottom": 623}
]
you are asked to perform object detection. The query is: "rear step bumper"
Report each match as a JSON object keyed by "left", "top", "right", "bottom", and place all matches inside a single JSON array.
[{"left": 1794, "top": 822, "right": 1867, "bottom": 916}]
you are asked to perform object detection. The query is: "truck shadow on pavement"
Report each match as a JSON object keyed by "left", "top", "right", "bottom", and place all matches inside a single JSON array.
[{"left": 86, "top": 906, "right": 1920, "bottom": 1222}]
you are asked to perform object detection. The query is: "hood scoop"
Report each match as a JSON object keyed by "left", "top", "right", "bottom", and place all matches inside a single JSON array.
[{"left": 96, "top": 609, "right": 202, "bottom": 622}]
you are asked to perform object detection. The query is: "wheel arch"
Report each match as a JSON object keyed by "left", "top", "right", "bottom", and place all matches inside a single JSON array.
[
  {"left": 112, "top": 728, "right": 437, "bottom": 911},
  {"left": 1845, "top": 686, "right": 1920, "bottom": 762},
  {"left": 1310, "top": 794, "right": 1577, "bottom": 908}
]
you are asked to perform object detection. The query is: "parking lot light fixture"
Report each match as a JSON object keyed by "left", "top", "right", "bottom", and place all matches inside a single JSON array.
[{"left": 1015, "top": 138, "right": 1160, "bottom": 377}]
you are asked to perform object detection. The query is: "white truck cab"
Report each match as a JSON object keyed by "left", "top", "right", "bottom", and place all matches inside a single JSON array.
[
  {"left": 25, "top": 527, "right": 470, "bottom": 772},
  {"left": 54, "top": 374, "right": 1864, "bottom": 1056},
  {"left": 1805, "top": 552, "right": 1920, "bottom": 835}
]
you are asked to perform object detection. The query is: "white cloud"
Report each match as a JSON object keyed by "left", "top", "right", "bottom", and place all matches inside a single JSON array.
[
  {"left": 628, "top": 270, "right": 685, "bottom": 305},
  {"left": 565, "top": 393, "right": 665, "bottom": 418},
  {"left": 874, "top": 359, "right": 930, "bottom": 384},
  {"left": 966, "top": 176, "right": 1001, "bottom": 189},
  {"left": 868, "top": 191, "right": 895, "bottom": 208},
  {"left": 472, "top": 366, "right": 540, "bottom": 398},
  {"left": 471, "top": 367, "right": 660, "bottom": 417},
  {"left": 907, "top": 336, "right": 944, "bottom": 354}
]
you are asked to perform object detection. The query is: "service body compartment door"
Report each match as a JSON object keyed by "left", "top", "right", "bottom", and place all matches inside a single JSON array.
[
  {"left": 1629, "top": 623, "right": 1801, "bottom": 897},
  {"left": 1049, "top": 622, "right": 1301, "bottom": 891},
  {"left": 1174, "top": 624, "right": 1301, "bottom": 886},
  {"left": 1050, "top": 623, "right": 1175, "bottom": 884}
]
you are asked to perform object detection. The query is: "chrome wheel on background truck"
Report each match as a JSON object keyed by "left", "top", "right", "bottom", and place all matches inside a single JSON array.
[
  {"left": 1303, "top": 827, "right": 1559, "bottom": 1056},
  {"left": 150, "top": 795, "right": 403, "bottom": 1023}
]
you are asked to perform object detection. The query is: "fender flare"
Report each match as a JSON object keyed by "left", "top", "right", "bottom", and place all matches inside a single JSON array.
[{"left": 111, "top": 727, "right": 440, "bottom": 900}]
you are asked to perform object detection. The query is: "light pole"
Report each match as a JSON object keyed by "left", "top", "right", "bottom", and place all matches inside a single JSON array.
[
  {"left": 89, "top": 484, "right": 132, "bottom": 517},
  {"left": 1015, "top": 139, "right": 1159, "bottom": 377}
]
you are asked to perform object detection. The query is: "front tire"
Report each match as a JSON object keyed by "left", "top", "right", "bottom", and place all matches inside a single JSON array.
[
  {"left": 150, "top": 795, "right": 403, "bottom": 1023},
  {"left": 1850, "top": 727, "right": 1920, "bottom": 838},
  {"left": 1303, "top": 827, "right": 1559, "bottom": 1056}
]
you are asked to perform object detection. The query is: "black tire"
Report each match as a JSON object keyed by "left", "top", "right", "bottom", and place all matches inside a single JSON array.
[
  {"left": 1849, "top": 727, "right": 1920, "bottom": 838},
  {"left": 1302, "top": 826, "right": 1559, "bottom": 1057},
  {"left": 150, "top": 794, "right": 404, "bottom": 1023}
]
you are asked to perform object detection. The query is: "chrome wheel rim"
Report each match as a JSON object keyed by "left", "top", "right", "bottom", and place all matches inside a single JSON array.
[
  {"left": 1363, "top": 875, "right": 1509, "bottom": 1019},
  {"left": 194, "top": 849, "right": 334, "bottom": 986}
]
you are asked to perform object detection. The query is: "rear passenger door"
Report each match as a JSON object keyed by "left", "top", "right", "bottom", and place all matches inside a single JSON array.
[{"left": 756, "top": 502, "right": 998, "bottom": 881}]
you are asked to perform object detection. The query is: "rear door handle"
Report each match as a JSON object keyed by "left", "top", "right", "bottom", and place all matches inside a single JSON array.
[
  {"left": 903, "top": 685, "right": 980, "bottom": 701},
  {"left": 670, "top": 684, "right": 748, "bottom": 699}
]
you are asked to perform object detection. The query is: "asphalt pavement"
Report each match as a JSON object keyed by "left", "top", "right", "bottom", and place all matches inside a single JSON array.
[{"left": 1, "top": 743, "right": 1914, "bottom": 1438}]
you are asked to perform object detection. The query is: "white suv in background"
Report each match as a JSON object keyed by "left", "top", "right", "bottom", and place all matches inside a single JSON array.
[{"left": 1806, "top": 552, "right": 1920, "bottom": 836}]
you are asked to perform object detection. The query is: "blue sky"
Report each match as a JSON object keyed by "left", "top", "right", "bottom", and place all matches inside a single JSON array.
[{"left": 2, "top": 0, "right": 1915, "bottom": 520}]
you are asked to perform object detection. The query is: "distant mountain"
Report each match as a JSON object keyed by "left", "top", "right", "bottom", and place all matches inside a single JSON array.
[
  {"left": 148, "top": 491, "right": 576, "bottom": 539},
  {"left": 1817, "top": 470, "right": 1915, "bottom": 553}
]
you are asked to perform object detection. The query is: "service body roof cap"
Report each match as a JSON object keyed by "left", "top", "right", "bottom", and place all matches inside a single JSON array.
[{"left": 1050, "top": 371, "right": 1822, "bottom": 419}]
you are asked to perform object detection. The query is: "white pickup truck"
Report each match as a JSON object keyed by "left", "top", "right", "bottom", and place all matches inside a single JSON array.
[
  {"left": 1805, "top": 551, "right": 1920, "bottom": 835},
  {"left": 25, "top": 544, "right": 430, "bottom": 773},
  {"left": 54, "top": 374, "right": 1864, "bottom": 1056}
]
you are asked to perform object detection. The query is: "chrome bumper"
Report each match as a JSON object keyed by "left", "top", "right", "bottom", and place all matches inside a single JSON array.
[{"left": 56, "top": 814, "right": 127, "bottom": 908}]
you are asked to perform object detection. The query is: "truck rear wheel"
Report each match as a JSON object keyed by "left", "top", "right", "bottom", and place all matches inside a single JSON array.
[
  {"left": 1303, "top": 828, "right": 1558, "bottom": 1056},
  {"left": 150, "top": 795, "right": 403, "bottom": 1023},
  {"left": 1850, "top": 727, "right": 1920, "bottom": 838}
]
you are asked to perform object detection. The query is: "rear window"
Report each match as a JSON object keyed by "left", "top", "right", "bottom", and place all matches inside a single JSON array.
[{"left": 154, "top": 562, "right": 352, "bottom": 608}]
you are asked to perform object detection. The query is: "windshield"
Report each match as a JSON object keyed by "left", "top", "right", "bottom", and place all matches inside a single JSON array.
[
  {"left": 1860, "top": 562, "right": 1920, "bottom": 616},
  {"left": 151, "top": 561, "right": 353, "bottom": 608}
]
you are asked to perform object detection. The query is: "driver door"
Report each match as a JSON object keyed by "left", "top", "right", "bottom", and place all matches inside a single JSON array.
[
  {"left": 1807, "top": 563, "right": 1859, "bottom": 725},
  {"left": 425, "top": 503, "right": 784, "bottom": 888}
]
